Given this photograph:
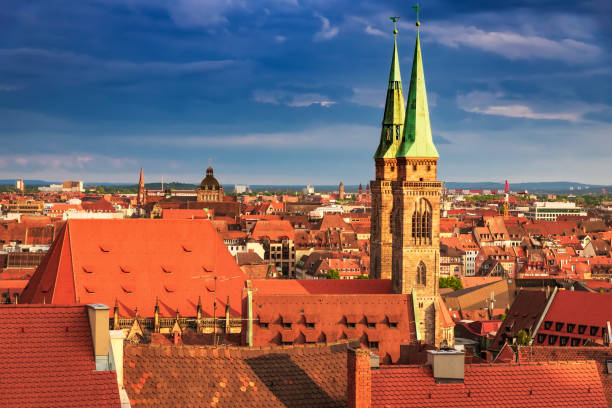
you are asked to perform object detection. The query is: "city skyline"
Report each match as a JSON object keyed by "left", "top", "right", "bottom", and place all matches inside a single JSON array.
[{"left": 1, "top": 0, "right": 611, "bottom": 184}]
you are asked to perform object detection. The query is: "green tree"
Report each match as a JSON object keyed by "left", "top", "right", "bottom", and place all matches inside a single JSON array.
[
  {"left": 356, "top": 274, "right": 369, "bottom": 279},
  {"left": 438, "top": 276, "right": 463, "bottom": 291},
  {"left": 326, "top": 269, "right": 340, "bottom": 279},
  {"left": 515, "top": 329, "right": 532, "bottom": 346}
]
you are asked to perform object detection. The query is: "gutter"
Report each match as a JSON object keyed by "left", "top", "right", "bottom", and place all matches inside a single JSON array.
[{"left": 530, "top": 286, "right": 557, "bottom": 342}]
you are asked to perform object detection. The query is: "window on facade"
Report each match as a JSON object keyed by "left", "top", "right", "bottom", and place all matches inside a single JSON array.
[
  {"left": 544, "top": 321, "right": 553, "bottom": 330},
  {"left": 578, "top": 325, "right": 587, "bottom": 334},
  {"left": 570, "top": 338, "right": 581, "bottom": 347},
  {"left": 558, "top": 336, "right": 569, "bottom": 346},
  {"left": 369, "top": 341, "right": 379, "bottom": 351},
  {"left": 413, "top": 165, "right": 417, "bottom": 171},
  {"left": 590, "top": 326, "right": 599, "bottom": 336},
  {"left": 555, "top": 322, "right": 564, "bottom": 332},
  {"left": 416, "top": 261, "right": 427, "bottom": 286},
  {"left": 411, "top": 199, "right": 432, "bottom": 245},
  {"left": 567, "top": 323, "right": 575, "bottom": 333},
  {"left": 537, "top": 334, "right": 546, "bottom": 344},
  {"left": 395, "top": 126, "right": 400, "bottom": 140},
  {"left": 548, "top": 335, "right": 558, "bottom": 345}
]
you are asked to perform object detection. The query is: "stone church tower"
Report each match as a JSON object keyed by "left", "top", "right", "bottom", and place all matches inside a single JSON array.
[
  {"left": 370, "top": 29, "right": 405, "bottom": 280},
  {"left": 371, "top": 21, "right": 443, "bottom": 346}
]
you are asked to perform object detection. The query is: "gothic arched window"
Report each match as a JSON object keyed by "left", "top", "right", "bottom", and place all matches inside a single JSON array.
[
  {"left": 411, "top": 198, "right": 432, "bottom": 245},
  {"left": 417, "top": 261, "right": 427, "bottom": 285}
]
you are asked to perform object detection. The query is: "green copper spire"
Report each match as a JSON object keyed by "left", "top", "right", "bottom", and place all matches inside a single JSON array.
[
  {"left": 396, "top": 20, "right": 439, "bottom": 158},
  {"left": 374, "top": 18, "right": 405, "bottom": 159}
]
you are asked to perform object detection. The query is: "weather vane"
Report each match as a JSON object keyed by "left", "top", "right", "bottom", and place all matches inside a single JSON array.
[
  {"left": 412, "top": 4, "right": 421, "bottom": 29},
  {"left": 390, "top": 16, "right": 400, "bottom": 36}
]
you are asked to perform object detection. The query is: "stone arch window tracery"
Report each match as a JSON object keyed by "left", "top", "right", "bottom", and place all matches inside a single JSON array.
[
  {"left": 417, "top": 261, "right": 426, "bottom": 285},
  {"left": 411, "top": 198, "right": 432, "bottom": 245}
]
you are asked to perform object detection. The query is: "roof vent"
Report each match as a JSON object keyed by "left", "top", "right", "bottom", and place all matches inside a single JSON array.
[
  {"left": 99, "top": 244, "right": 112, "bottom": 253},
  {"left": 161, "top": 265, "right": 172, "bottom": 274},
  {"left": 427, "top": 350, "right": 465, "bottom": 383},
  {"left": 120, "top": 266, "right": 131, "bottom": 274},
  {"left": 182, "top": 245, "right": 192, "bottom": 253},
  {"left": 82, "top": 265, "right": 94, "bottom": 274},
  {"left": 84, "top": 287, "right": 95, "bottom": 294},
  {"left": 121, "top": 285, "right": 133, "bottom": 294}
]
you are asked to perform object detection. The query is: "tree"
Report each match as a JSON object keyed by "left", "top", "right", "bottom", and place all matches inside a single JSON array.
[
  {"left": 515, "top": 329, "right": 532, "bottom": 346},
  {"left": 326, "top": 269, "right": 340, "bottom": 279},
  {"left": 439, "top": 276, "right": 463, "bottom": 291},
  {"left": 356, "top": 274, "right": 369, "bottom": 279}
]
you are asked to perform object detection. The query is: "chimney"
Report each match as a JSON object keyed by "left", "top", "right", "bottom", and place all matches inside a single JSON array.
[
  {"left": 347, "top": 348, "right": 371, "bottom": 408},
  {"left": 427, "top": 350, "right": 465, "bottom": 382},
  {"left": 87, "top": 303, "right": 111, "bottom": 371}
]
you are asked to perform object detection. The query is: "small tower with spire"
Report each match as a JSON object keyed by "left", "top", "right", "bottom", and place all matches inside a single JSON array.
[
  {"left": 338, "top": 181, "right": 345, "bottom": 200},
  {"left": 137, "top": 168, "right": 147, "bottom": 206},
  {"left": 370, "top": 16, "right": 406, "bottom": 280}
]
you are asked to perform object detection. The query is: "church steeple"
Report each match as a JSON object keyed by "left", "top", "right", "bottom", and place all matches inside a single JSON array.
[
  {"left": 396, "top": 24, "right": 438, "bottom": 158},
  {"left": 374, "top": 19, "right": 405, "bottom": 160}
]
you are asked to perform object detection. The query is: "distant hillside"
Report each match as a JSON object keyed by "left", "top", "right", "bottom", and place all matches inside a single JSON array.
[{"left": 444, "top": 181, "right": 612, "bottom": 193}]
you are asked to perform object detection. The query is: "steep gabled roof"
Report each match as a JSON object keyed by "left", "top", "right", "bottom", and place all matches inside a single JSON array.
[
  {"left": 0, "top": 304, "right": 120, "bottom": 408},
  {"left": 21, "top": 219, "right": 246, "bottom": 318}
]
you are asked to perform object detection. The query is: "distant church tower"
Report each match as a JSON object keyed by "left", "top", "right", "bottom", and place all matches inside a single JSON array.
[
  {"left": 137, "top": 168, "right": 147, "bottom": 206},
  {"left": 372, "top": 17, "right": 443, "bottom": 346},
  {"left": 338, "top": 181, "right": 345, "bottom": 200},
  {"left": 370, "top": 23, "right": 405, "bottom": 280}
]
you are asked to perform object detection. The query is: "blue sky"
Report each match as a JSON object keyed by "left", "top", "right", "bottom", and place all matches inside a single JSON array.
[{"left": 1, "top": 0, "right": 611, "bottom": 185}]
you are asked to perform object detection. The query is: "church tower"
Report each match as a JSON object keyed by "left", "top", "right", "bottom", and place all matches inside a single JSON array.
[
  {"left": 370, "top": 20, "right": 405, "bottom": 280},
  {"left": 390, "top": 17, "right": 443, "bottom": 346},
  {"left": 137, "top": 168, "right": 147, "bottom": 206}
]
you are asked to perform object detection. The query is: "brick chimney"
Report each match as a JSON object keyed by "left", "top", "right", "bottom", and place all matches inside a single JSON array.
[{"left": 347, "top": 348, "right": 371, "bottom": 408}]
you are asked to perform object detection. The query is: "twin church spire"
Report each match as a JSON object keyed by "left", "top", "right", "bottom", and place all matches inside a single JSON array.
[{"left": 374, "top": 15, "right": 438, "bottom": 160}]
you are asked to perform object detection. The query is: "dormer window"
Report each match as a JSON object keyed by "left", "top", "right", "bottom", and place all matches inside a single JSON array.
[
  {"left": 555, "top": 322, "right": 564, "bottom": 332},
  {"left": 567, "top": 323, "right": 575, "bottom": 333},
  {"left": 282, "top": 322, "right": 292, "bottom": 329},
  {"left": 589, "top": 326, "right": 599, "bottom": 336},
  {"left": 544, "top": 321, "right": 553, "bottom": 330},
  {"left": 347, "top": 322, "right": 356, "bottom": 329},
  {"left": 578, "top": 325, "right": 587, "bottom": 334}
]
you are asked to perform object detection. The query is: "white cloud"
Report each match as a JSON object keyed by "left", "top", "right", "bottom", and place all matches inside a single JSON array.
[
  {"left": 349, "top": 88, "right": 385, "bottom": 108},
  {"left": 364, "top": 25, "right": 387, "bottom": 38},
  {"left": 253, "top": 89, "right": 335, "bottom": 108},
  {"left": 136, "top": 124, "right": 376, "bottom": 149},
  {"left": 275, "top": 35, "right": 286, "bottom": 43},
  {"left": 0, "top": 84, "right": 22, "bottom": 92},
  {"left": 419, "top": 23, "right": 601, "bottom": 62},
  {"left": 456, "top": 91, "right": 610, "bottom": 122},
  {"left": 163, "top": 0, "right": 245, "bottom": 28},
  {"left": 0, "top": 153, "right": 136, "bottom": 171},
  {"left": 314, "top": 14, "right": 339, "bottom": 41}
]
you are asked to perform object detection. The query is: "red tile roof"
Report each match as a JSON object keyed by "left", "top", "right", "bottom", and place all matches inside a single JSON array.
[
  {"left": 21, "top": 219, "right": 247, "bottom": 318},
  {"left": 536, "top": 291, "right": 612, "bottom": 345},
  {"left": 0, "top": 304, "right": 120, "bottom": 408},
  {"left": 518, "top": 346, "right": 612, "bottom": 406},
  {"left": 251, "top": 220, "right": 295, "bottom": 241},
  {"left": 371, "top": 361, "right": 607, "bottom": 407},
  {"left": 251, "top": 279, "right": 391, "bottom": 295},
  {"left": 123, "top": 342, "right": 353, "bottom": 408},
  {"left": 251, "top": 293, "right": 414, "bottom": 363}
]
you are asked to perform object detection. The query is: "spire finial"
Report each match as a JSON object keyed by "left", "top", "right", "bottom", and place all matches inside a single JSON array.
[
  {"left": 390, "top": 16, "right": 400, "bottom": 36},
  {"left": 412, "top": 4, "right": 421, "bottom": 29}
]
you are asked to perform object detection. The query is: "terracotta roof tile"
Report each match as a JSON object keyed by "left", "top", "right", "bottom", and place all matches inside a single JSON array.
[
  {"left": 371, "top": 361, "right": 607, "bottom": 407},
  {"left": 0, "top": 304, "right": 120, "bottom": 408},
  {"left": 124, "top": 342, "right": 351, "bottom": 407}
]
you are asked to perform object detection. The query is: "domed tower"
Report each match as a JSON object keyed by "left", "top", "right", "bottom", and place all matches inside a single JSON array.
[{"left": 197, "top": 166, "right": 224, "bottom": 202}]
